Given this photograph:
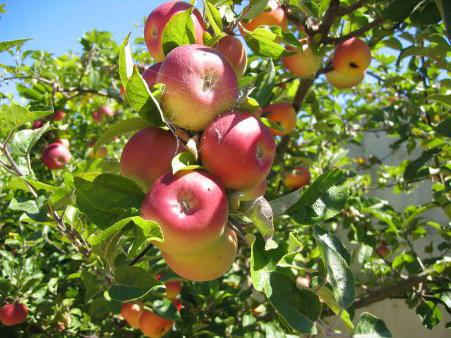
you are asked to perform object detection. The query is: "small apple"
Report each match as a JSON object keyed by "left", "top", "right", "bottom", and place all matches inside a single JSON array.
[
  {"left": 142, "top": 62, "right": 162, "bottom": 88},
  {"left": 120, "top": 127, "right": 178, "bottom": 190},
  {"left": 0, "top": 303, "right": 28, "bottom": 326},
  {"left": 200, "top": 111, "right": 276, "bottom": 191},
  {"left": 296, "top": 275, "right": 311, "bottom": 289},
  {"left": 157, "top": 44, "right": 238, "bottom": 131},
  {"left": 51, "top": 110, "right": 66, "bottom": 121},
  {"left": 32, "top": 120, "right": 45, "bottom": 129},
  {"left": 42, "top": 143, "right": 72, "bottom": 170},
  {"left": 172, "top": 299, "right": 182, "bottom": 312},
  {"left": 162, "top": 227, "right": 238, "bottom": 282},
  {"left": 325, "top": 70, "right": 364, "bottom": 89},
  {"left": 120, "top": 303, "right": 143, "bottom": 329},
  {"left": 139, "top": 309, "right": 174, "bottom": 338},
  {"left": 99, "top": 105, "right": 114, "bottom": 117},
  {"left": 144, "top": 1, "right": 205, "bottom": 62},
  {"left": 282, "top": 43, "right": 321, "bottom": 78},
  {"left": 214, "top": 35, "right": 247, "bottom": 78},
  {"left": 141, "top": 170, "right": 228, "bottom": 256},
  {"left": 332, "top": 37, "right": 371, "bottom": 76},
  {"left": 241, "top": 0, "right": 287, "bottom": 32},
  {"left": 284, "top": 166, "right": 311, "bottom": 190},
  {"left": 376, "top": 243, "right": 390, "bottom": 257},
  {"left": 262, "top": 103, "right": 297, "bottom": 136},
  {"left": 156, "top": 274, "right": 182, "bottom": 300},
  {"left": 92, "top": 110, "right": 102, "bottom": 123}
]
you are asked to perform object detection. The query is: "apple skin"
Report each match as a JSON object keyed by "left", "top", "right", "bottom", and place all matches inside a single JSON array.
[
  {"left": 120, "top": 303, "right": 143, "bottom": 329},
  {"left": 139, "top": 310, "right": 174, "bottom": 338},
  {"left": 0, "top": 303, "right": 29, "bottom": 326},
  {"left": 262, "top": 103, "right": 297, "bottom": 136},
  {"left": 214, "top": 35, "right": 247, "bottom": 78},
  {"left": 282, "top": 44, "right": 321, "bottom": 78},
  {"left": 120, "top": 127, "right": 177, "bottom": 190},
  {"left": 376, "top": 243, "right": 390, "bottom": 257},
  {"left": 51, "top": 110, "right": 66, "bottom": 121},
  {"left": 32, "top": 120, "right": 45, "bottom": 129},
  {"left": 99, "top": 105, "right": 114, "bottom": 117},
  {"left": 142, "top": 62, "right": 162, "bottom": 88},
  {"left": 42, "top": 143, "right": 72, "bottom": 170},
  {"left": 156, "top": 274, "right": 182, "bottom": 299},
  {"left": 54, "top": 138, "right": 70, "bottom": 148},
  {"left": 326, "top": 70, "right": 364, "bottom": 89},
  {"left": 238, "top": 180, "right": 267, "bottom": 202},
  {"left": 284, "top": 166, "right": 311, "bottom": 190},
  {"left": 332, "top": 37, "right": 371, "bottom": 76},
  {"left": 144, "top": 1, "right": 205, "bottom": 62},
  {"left": 162, "top": 227, "right": 238, "bottom": 282},
  {"left": 141, "top": 170, "right": 228, "bottom": 256},
  {"left": 157, "top": 44, "right": 238, "bottom": 131},
  {"left": 241, "top": 0, "right": 287, "bottom": 32},
  {"left": 200, "top": 112, "right": 276, "bottom": 191}
]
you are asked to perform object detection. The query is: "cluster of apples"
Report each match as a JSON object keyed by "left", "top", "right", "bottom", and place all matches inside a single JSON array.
[
  {"left": 0, "top": 302, "right": 28, "bottom": 327},
  {"left": 120, "top": 276, "right": 181, "bottom": 337}
]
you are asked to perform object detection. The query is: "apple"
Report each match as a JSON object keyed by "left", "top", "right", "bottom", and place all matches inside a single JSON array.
[
  {"left": 325, "top": 70, "right": 364, "bottom": 89},
  {"left": 172, "top": 299, "right": 182, "bottom": 312},
  {"left": 282, "top": 43, "right": 321, "bottom": 78},
  {"left": 142, "top": 62, "right": 162, "bottom": 88},
  {"left": 120, "top": 127, "right": 178, "bottom": 190},
  {"left": 238, "top": 180, "right": 267, "bottom": 202},
  {"left": 262, "top": 103, "right": 297, "bottom": 136},
  {"left": 214, "top": 35, "right": 247, "bottom": 77},
  {"left": 139, "top": 309, "right": 174, "bottom": 338},
  {"left": 141, "top": 170, "right": 228, "bottom": 256},
  {"left": 296, "top": 275, "right": 311, "bottom": 289},
  {"left": 54, "top": 138, "right": 70, "bottom": 148},
  {"left": 0, "top": 303, "right": 28, "bottom": 326},
  {"left": 156, "top": 274, "right": 182, "bottom": 299},
  {"left": 144, "top": 1, "right": 205, "bottom": 62},
  {"left": 241, "top": 0, "right": 287, "bottom": 32},
  {"left": 42, "top": 142, "right": 72, "bottom": 170},
  {"left": 376, "top": 243, "right": 390, "bottom": 257},
  {"left": 157, "top": 44, "right": 238, "bottom": 131},
  {"left": 200, "top": 111, "right": 276, "bottom": 191},
  {"left": 332, "top": 37, "right": 371, "bottom": 76},
  {"left": 284, "top": 166, "right": 311, "bottom": 190},
  {"left": 162, "top": 227, "right": 238, "bottom": 282},
  {"left": 51, "top": 110, "right": 66, "bottom": 121},
  {"left": 92, "top": 110, "right": 102, "bottom": 123},
  {"left": 32, "top": 120, "right": 44, "bottom": 129},
  {"left": 120, "top": 303, "right": 143, "bottom": 329},
  {"left": 99, "top": 105, "right": 114, "bottom": 117}
]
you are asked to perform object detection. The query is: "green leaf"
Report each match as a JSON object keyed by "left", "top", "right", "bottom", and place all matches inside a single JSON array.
[
  {"left": 428, "top": 94, "right": 451, "bottom": 107},
  {"left": 242, "top": 0, "right": 269, "bottom": 20},
  {"left": 94, "top": 117, "right": 149, "bottom": 151},
  {"left": 0, "top": 104, "right": 53, "bottom": 137},
  {"left": 265, "top": 272, "right": 319, "bottom": 334},
  {"left": 404, "top": 148, "right": 441, "bottom": 181},
  {"left": 238, "top": 96, "right": 260, "bottom": 112},
  {"left": 126, "top": 66, "right": 165, "bottom": 127},
  {"left": 382, "top": 0, "right": 422, "bottom": 22},
  {"left": 171, "top": 151, "right": 201, "bottom": 174},
  {"left": 245, "top": 27, "right": 287, "bottom": 59},
  {"left": 317, "top": 286, "right": 354, "bottom": 330},
  {"left": 260, "top": 117, "right": 285, "bottom": 133},
  {"left": 9, "top": 195, "right": 45, "bottom": 214},
  {"left": 314, "top": 226, "right": 355, "bottom": 308},
  {"left": 242, "top": 197, "right": 274, "bottom": 243},
  {"left": 118, "top": 33, "right": 133, "bottom": 86},
  {"left": 161, "top": 9, "right": 196, "bottom": 56},
  {"left": 435, "top": 117, "right": 451, "bottom": 137},
  {"left": 434, "top": 0, "right": 451, "bottom": 39},
  {"left": 9, "top": 122, "right": 51, "bottom": 157},
  {"left": 74, "top": 173, "right": 145, "bottom": 229},
  {"left": 204, "top": 0, "right": 223, "bottom": 36},
  {"left": 270, "top": 188, "right": 302, "bottom": 217},
  {"left": 353, "top": 313, "right": 392, "bottom": 338},
  {"left": 0, "top": 38, "right": 32, "bottom": 53},
  {"left": 88, "top": 216, "right": 162, "bottom": 246},
  {"left": 251, "top": 59, "right": 275, "bottom": 107},
  {"left": 108, "top": 265, "right": 162, "bottom": 302},
  {"left": 16, "top": 83, "right": 44, "bottom": 101}
]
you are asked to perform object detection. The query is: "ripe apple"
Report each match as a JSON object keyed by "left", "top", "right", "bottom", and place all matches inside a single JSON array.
[
  {"left": 376, "top": 243, "right": 390, "bottom": 257},
  {"left": 157, "top": 44, "right": 238, "bottom": 131},
  {"left": 144, "top": 1, "right": 205, "bottom": 62},
  {"left": 282, "top": 43, "right": 321, "bottom": 78},
  {"left": 54, "top": 138, "right": 70, "bottom": 148},
  {"left": 284, "top": 166, "right": 311, "bottom": 190},
  {"left": 51, "top": 110, "right": 66, "bottom": 121},
  {"left": 214, "top": 35, "right": 247, "bottom": 78},
  {"left": 141, "top": 170, "right": 228, "bottom": 256},
  {"left": 262, "top": 103, "right": 297, "bottom": 136},
  {"left": 32, "top": 120, "right": 44, "bottom": 129},
  {"left": 332, "top": 37, "right": 371, "bottom": 76},
  {"left": 99, "top": 105, "right": 114, "bottom": 117},
  {"left": 142, "top": 62, "right": 162, "bottom": 88},
  {"left": 42, "top": 143, "right": 72, "bottom": 170},
  {"left": 162, "top": 227, "right": 238, "bottom": 282},
  {"left": 0, "top": 303, "right": 28, "bottom": 326},
  {"left": 156, "top": 274, "right": 182, "bottom": 299},
  {"left": 139, "top": 309, "right": 174, "bottom": 338},
  {"left": 200, "top": 111, "right": 276, "bottom": 191},
  {"left": 120, "top": 303, "right": 143, "bottom": 329},
  {"left": 241, "top": 0, "right": 287, "bottom": 32},
  {"left": 238, "top": 180, "right": 267, "bottom": 202},
  {"left": 325, "top": 70, "right": 364, "bottom": 89},
  {"left": 120, "top": 127, "right": 178, "bottom": 190}
]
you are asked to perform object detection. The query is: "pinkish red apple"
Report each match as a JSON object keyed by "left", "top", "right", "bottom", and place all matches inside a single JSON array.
[
  {"left": 214, "top": 35, "right": 247, "bottom": 78},
  {"left": 142, "top": 62, "right": 162, "bottom": 88},
  {"left": 0, "top": 303, "right": 28, "bottom": 326},
  {"left": 41, "top": 143, "right": 72, "bottom": 170}
]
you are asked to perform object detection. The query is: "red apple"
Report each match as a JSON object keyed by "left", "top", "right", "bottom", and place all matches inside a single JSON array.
[
  {"left": 0, "top": 303, "right": 28, "bottom": 326},
  {"left": 162, "top": 227, "right": 238, "bottom": 282},
  {"left": 99, "top": 105, "right": 114, "bottom": 117},
  {"left": 142, "top": 62, "right": 162, "bottom": 88},
  {"left": 139, "top": 309, "right": 174, "bottom": 338},
  {"left": 156, "top": 274, "right": 182, "bottom": 299},
  {"left": 332, "top": 37, "right": 371, "bottom": 76},
  {"left": 262, "top": 103, "right": 297, "bottom": 136},
  {"left": 120, "top": 303, "right": 143, "bottom": 329},
  {"left": 144, "top": 1, "right": 205, "bottom": 62},
  {"left": 376, "top": 243, "right": 390, "bottom": 257},
  {"left": 284, "top": 166, "right": 311, "bottom": 190},
  {"left": 141, "top": 170, "right": 228, "bottom": 256},
  {"left": 172, "top": 299, "right": 182, "bottom": 312},
  {"left": 241, "top": 0, "right": 287, "bottom": 32},
  {"left": 200, "top": 112, "right": 276, "bottom": 191},
  {"left": 120, "top": 127, "right": 178, "bottom": 190},
  {"left": 157, "top": 44, "right": 238, "bottom": 131},
  {"left": 41, "top": 143, "right": 72, "bottom": 170},
  {"left": 326, "top": 70, "right": 364, "bottom": 89},
  {"left": 282, "top": 43, "right": 321, "bottom": 78},
  {"left": 51, "top": 110, "right": 66, "bottom": 121},
  {"left": 54, "top": 138, "right": 70, "bottom": 148},
  {"left": 214, "top": 35, "right": 247, "bottom": 78},
  {"left": 92, "top": 110, "right": 102, "bottom": 123},
  {"left": 32, "top": 120, "right": 45, "bottom": 129}
]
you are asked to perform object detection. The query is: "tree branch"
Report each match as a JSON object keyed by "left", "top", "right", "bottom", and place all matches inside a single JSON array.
[{"left": 337, "top": 0, "right": 371, "bottom": 16}]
